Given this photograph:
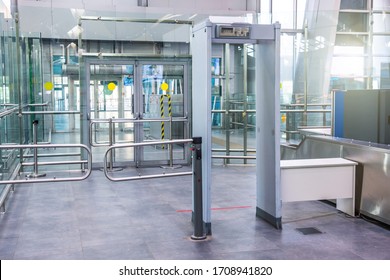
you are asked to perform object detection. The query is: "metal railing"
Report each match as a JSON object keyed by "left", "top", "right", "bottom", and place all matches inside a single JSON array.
[
  {"left": 0, "top": 163, "right": 21, "bottom": 213},
  {"left": 0, "top": 141, "right": 92, "bottom": 213},
  {"left": 281, "top": 103, "right": 332, "bottom": 139},
  {"left": 0, "top": 106, "right": 18, "bottom": 118},
  {"left": 102, "top": 137, "right": 206, "bottom": 239},
  {"left": 209, "top": 102, "right": 332, "bottom": 162},
  {"left": 90, "top": 116, "right": 188, "bottom": 146},
  {"left": 103, "top": 139, "right": 193, "bottom": 182},
  {"left": 90, "top": 116, "right": 189, "bottom": 169},
  {"left": 0, "top": 143, "right": 92, "bottom": 184}
]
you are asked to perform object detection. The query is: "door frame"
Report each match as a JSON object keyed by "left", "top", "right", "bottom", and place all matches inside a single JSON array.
[{"left": 80, "top": 56, "right": 192, "bottom": 167}]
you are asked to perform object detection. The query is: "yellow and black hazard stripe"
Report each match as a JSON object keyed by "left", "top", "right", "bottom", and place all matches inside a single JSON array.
[
  {"left": 167, "top": 94, "right": 172, "bottom": 117},
  {"left": 160, "top": 95, "right": 165, "bottom": 149},
  {"left": 160, "top": 94, "right": 174, "bottom": 149}
]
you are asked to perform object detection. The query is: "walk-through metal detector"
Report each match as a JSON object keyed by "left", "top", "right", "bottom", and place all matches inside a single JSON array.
[{"left": 192, "top": 20, "right": 281, "bottom": 234}]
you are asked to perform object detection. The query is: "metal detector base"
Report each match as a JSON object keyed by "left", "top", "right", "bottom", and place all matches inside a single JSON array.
[{"left": 190, "top": 235, "right": 207, "bottom": 241}]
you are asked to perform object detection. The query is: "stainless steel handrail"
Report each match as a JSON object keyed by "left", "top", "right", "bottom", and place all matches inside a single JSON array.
[
  {"left": 22, "top": 110, "right": 80, "bottom": 115},
  {"left": 0, "top": 163, "right": 21, "bottom": 213},
  {"left": 281, "top": 109, "right": 332, "bottom": 113},
  {"left": 90, "top": 116, "right": 189, "bottom": 147},
  {"left": 28, "top": 102, "right": 49, "bottom": 107},
  {"left": 212, "top": 155, "right": 256, "bottom": 160},
  {"left": 0, "top": 106, "right": 18, "bottom": 118},
  {"left": 90, "top": 117, "right": 188, "bottom": 124},
  {"left": 211, "top": 109, "right": 256, "bottom": 113},
  {"left": 211, "top": 109, "right": 331, "bottom": 113},
  {"left": 0, "top": 143, "right": 92, "bottom": 184},
  {"left": 281, "top": 103, "right": 332, "bottom": 107},
  {"left": 103, "top": 139, "right": 193, "bottom": 182}
]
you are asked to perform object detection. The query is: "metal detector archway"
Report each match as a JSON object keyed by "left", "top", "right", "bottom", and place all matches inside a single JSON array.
[{"left": 192, "top": 20, "right": 281, "bottom": 234}]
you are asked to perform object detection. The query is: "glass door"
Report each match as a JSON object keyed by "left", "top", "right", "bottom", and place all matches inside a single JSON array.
[
  {"left": 85, "top": 59, "right": 190, "bottom": 167},
  {"left": 89, "top": 64, "right": 135, "bottom": 165},
  {"left": 137, "top": 62, "right": 189, "bottom": 166}
]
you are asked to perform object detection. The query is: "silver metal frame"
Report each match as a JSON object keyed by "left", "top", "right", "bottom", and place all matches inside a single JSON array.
[
  {"left": 0, "top": 106, "right": 18, "bottom": 118},
  {"left": 81, "top": 56, "right": 191, "bottom": 167},
  {"left": 89, "top": 117, "right": 189, "bottom": 147},
  {"left": 0, "top": 163, "right": 21, "bottom": 213},
  {"left": 103, "top": 139, "right": 193, "bottom": 182}
]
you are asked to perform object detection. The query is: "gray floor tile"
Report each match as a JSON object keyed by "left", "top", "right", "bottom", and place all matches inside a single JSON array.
[
  {"left": 82, "top": 242, "right": 154, "bottom": 260},
  {"left": 1, "top": 165, "right": 390, "bottom": 260}
]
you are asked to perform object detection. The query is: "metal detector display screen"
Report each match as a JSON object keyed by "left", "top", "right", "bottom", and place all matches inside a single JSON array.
[{"left": 216, "top": 25, "right": 250, "bottom": 38}]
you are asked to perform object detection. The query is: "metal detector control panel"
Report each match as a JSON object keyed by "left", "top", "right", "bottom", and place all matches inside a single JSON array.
[{"left": 215, "top": 24, "right": 251, "bottom": 39}]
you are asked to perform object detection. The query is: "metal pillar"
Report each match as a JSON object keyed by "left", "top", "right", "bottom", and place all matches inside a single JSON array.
[
  {"left": 191, "top": 137, "right": 206, "bottom": 240},
  {"left": 118, "top": 78, "right": 124, "bottom": 130},
  {"left": 224, "top": 43, "right": 231, "bottom": 165},
  {"left": 255, "top": 23, "right": 282, "bottom": 229},
  {"left": 26, "top": 120, "right": 46, "bottom": 178},
  {"left": 103, "top": 117, "right": 122, "bottom": 172},
  {"left": 69, "top": 78, "right": 76, "bottom": 130}
]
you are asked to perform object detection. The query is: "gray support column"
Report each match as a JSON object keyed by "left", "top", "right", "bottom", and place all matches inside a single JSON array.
[
  {"left": 191, "top": 21, "right": 212, "bottom": 235},
  {"left": 191, "top": 137, "right": 207, "bottom": 240},
  {"left": 224, "top": 43, "right": 231, "bottom": 165},
  {"left": 69, "top": 78, "right": 75, "bottom": 130},
  {"left": 93, "top": 80, "right": 99, "bottom": 120},
  {"left": 118, "top": 78, "right": 124, "bottom": 130},
  {"left": 255, "top": 23, "right": 282, "bottom": 229},
  {"left": 79, "top": 58, "right": 91, "bottom": 157},
  {"left": 243, "top": 45, "right": 248, "bottom": 164}
]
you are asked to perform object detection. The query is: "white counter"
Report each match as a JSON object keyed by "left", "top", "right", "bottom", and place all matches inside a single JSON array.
[{"left": 281, "top": 158, "right": 357, "bottom": 216}]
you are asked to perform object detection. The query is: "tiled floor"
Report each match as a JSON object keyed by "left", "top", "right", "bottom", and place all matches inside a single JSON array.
[{"left": 1, "top": 165, "right": 390, "bottom": 260}]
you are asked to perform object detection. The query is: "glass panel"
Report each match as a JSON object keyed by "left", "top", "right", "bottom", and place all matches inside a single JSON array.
[
  {"left": 1, "top": 20, "right": 22, "bottom": 192},
  {"left": 372, "top": 0, "right": 389, "bottom": 10},
  {"left": 141, "top": 64, "right": 186, "bottom": 162},
  {"left": 373, "top": 57, "right": 390, "bottom": 89},
  {"left": 212, "top": 44, "right": 255, "bottom": 164},
  {"left": 337, "top": 12, "right": 368, "bottom": 32},
  {"left": 272, "top": 0, "right": 294, "bottom": 29},
  {"left": 280, "top": 34, "right": 297, "bottom": 141},
  {"left": 372, "top": 36, "right": 390, "bottom": 55},
  {"left": 335, "top": 34, "right": 367, "bottom": 46},
  {"left": 340, "top": 0, "right": 367, "bottom": 10},
  {"left": 373, "top": 14, "right": 390, "bottom": 33},
  {"left": 331, "top": 46, "right": 365, "bottom": 76},
  {"left": 89, "top": 64, "right": 135, "bottom": 164},
  {"left": 297, "top": 0, "right": 308, "bottom": 29}
]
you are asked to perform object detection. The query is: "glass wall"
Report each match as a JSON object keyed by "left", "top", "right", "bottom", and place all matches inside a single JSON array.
[
  {"left": 1, "top": 13, "right": 22, "bottom": 193},
  {"left": 2, "top": 0, "right": 390, "bottom": 176},
  {"left": 273, "top": 0, "right": 390, "bottom": 143}
]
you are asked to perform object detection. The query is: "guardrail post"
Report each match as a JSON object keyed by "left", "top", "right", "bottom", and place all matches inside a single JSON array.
[
  {"left": 191, "top": 136, "right": 206, "bottom": 240},
  {"left": 104, "top": 117, "right": 122, "bottom": 172},
  {"left": 161, "top": 116, "right": 182, "bottom": 170},
  {"left": 169, "top": 115, "right": 173, "bottom": 167},
  {"left": 108, "top": 117, "right": 114, "bottom": 171},
  {"left": 27, "top": 120, "right": 46, "bottom": 178}
]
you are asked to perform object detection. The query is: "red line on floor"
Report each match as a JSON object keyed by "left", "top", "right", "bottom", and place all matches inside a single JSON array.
[{"left": 176, "top": 205, "right": 252, "bottom": 213}]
